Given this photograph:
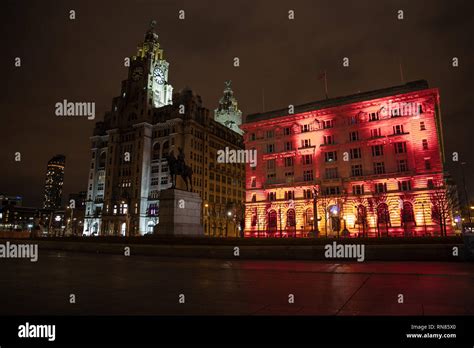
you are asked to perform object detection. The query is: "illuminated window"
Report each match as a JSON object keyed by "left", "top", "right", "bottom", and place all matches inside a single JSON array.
[{"left": 286, "top": 209, "right": 296, "bottom": 227}]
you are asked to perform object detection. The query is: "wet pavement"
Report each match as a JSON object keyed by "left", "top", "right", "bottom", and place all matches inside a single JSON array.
[{"left": 1, "top": 250, "right": 473, "bottom": 315}]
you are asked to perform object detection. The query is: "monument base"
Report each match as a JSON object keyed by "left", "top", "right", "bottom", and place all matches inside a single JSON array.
[{"left": 156, "top": 188, "right": 204, "bottom": 237}]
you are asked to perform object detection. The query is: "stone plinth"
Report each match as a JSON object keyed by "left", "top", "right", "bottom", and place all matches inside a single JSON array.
[{"left": 156, "top": 189, "right": 203, "bottom": 236}]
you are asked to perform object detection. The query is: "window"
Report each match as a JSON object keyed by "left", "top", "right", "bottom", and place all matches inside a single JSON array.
[
  {"left": 325, "top": 167, "right": 338, "bottom": 179},
  {"left": 284, "top": 127, "right": 291, "bottom": 135},
  {"left": 393, "top": 125, "right": 404, "bottom": 134},
  {"left": 301, "top": 124, "right": 310, "bottom": 133},
  {"left": 371, "top": 128, "right": 382, "bottom": 138},
  {"left": 284, "top": 191, "right": 295, "bottom": 200},
  {"left": 286, "top": 209, "right": 296, "bottom": 227},
  {"left": 394, "top": 142, "right": 407, "bottom": 154},
  {"left": 251, "top": 194, "right": 256, "bottom": 203},
  {"left": 397, "top": 159, "right": 409, "bottom": 172},
  {"left": 301, "top": 139, "right": 312, "bottom": 148},
  {"left": 373, "top": 162, "right": 385, "bottom": 174},
  {"left": 151, "top": 177, "right": 159, "bottom": 186},
  {"left": 425, "top": 159, "right": 431, "bottom": 170},
  {"left": 374, "top": 182, "right": 387, "bottom": 193},
  {"left": 303, "top": 170, "right": 314, "bottom": 181},
  {"left": 420, "top": 122, "right": 426, "bottom": 131},
  {"left": 371, "top": 145, "right": 384, "bottom": 156},
  {"left": 160, "top": 176, "right": 168, "bottom": 185},
  {"left": 351, "top": 164, "right": 363, "bottom": 177},
  {"left": 266, "top": 144, "right": 275, "bottom": 153},
  {"left": 323, "top": 135, "right": 334, "bottom": 145},
  {"left": 418, "top": 104, "right": 423, "bottom": 114},
  {"left": 323, "top": 119, "right": 334, "bottom": 129},
  {"left": 352, "top": 185, "right": 364, "bottom": 195},
  {"left": 266, "top": 130, "right": 274, "bottom": 138},
  {"left": 250, "top": 177, "right": 256, "bottom": 188},
  {"left": 250, "top": 133, "right": 256, "bottom": 141},
  {"left": 267, "top": 173, "right": 276, "bottom": 180},
  {"left": 267, "top": 159, "right": 276, "bottom": 170},
  {"left": 284, "top": 157, "right": 294, "bottom": 167},
  {"left": 302, "top": 154, "right": 312, "bottom": 165},
  {"left": 268, "top": 192, "right": 277, "bottom": 201},
  {"left": 398, "top": 180, "right": 412, "bottom": 191},
  {"left": 151, "top": 165, "right": 160, "bottom": 174},
  {"left": 325, "top": 186, "right": 340, "bottom": 195},
  {"left": 284, "top": 171, "right": 294, "bottom": 178},
  {"left": 349, "top": 131, "right": 359, "bottom": 142},
  {"left": 350, "top": 148, "right": 362, "bottom": 159},
  {"left": 422, "top": 139, "right": 428, "bottom": 150},
  {"left": 391, "top": 108, "right": 401, "bottom": 117},
  {"left": 369, "top": 112, "right": 379, "bottom": 121},
  {"left": 303, "top": 189, "right": 312, "bottom": 199},
  {"left": 285, "top": 141, "right": 293, "bottom": 151},
  {"left": 324, "top": 151, "right": 337, "bottom": 162}
]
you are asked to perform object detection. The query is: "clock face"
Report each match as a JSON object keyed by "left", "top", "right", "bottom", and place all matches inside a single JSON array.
[
  {"left": 153, "top": 66, "right": 165, "bottom": 84},
  {"left": 131, "top": 66, "right": 144, "bottom": 81}
]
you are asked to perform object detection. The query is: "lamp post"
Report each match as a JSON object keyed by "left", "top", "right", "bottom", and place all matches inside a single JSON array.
[
  {"left": 312, "top": 186, "right": 319, "bottom": 237},
  {"left": 421, "top": 201, "right": 427, "bottom": 236}
]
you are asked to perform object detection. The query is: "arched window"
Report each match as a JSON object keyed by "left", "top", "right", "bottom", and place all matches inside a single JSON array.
[
  {"left": 401, "top": 202, "right": 415, "bottom": 223},
  {"left": 152, "top": 143, "right": 161, "bottom": 161},
  {"left": 268, "top": 210, "right": 277, "bottom": 230},
  {"left": 305, "top": 209, "right": 313, "bottom": 226},
  {"left": 286, "top": 209, "right": 296, "bottom": 227},
  {"left": 377, "top": 203, "right": 390, "bottom": 224},
  {"left": 356, "top": 205, "right": 367, "bottom": 224}
]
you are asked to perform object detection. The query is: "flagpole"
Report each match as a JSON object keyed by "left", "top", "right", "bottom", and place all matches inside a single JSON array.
[{"left": 399, "top": 63, "right": 405, "bottom": 84}]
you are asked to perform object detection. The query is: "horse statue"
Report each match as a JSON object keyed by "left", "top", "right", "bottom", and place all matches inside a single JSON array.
[{"left": 164, "top": 148, "right": 193, "bottom": 191}]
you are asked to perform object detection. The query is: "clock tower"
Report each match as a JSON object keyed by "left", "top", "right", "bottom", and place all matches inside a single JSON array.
[{"left": 129, "top": 20, "right": 173, "bottom": 109}]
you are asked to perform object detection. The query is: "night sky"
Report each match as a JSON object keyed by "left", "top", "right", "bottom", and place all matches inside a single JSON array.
[{"left": 1, "top": 0, "right": 473, "bottom": 207}]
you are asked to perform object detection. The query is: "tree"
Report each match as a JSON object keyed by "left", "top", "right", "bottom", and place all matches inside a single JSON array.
[{"left": 429, "top": 180, "right": 452, "bottom": 237}]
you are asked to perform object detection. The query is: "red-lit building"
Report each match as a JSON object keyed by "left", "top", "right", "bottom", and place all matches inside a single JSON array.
[{"left": 241, "top": 80, "right": 457, "bottom": 238}]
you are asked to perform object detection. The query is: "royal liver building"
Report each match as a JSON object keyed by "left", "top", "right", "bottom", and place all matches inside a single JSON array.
[{"left": 84, "top": 22, "right": 245, "bottom": 236}]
